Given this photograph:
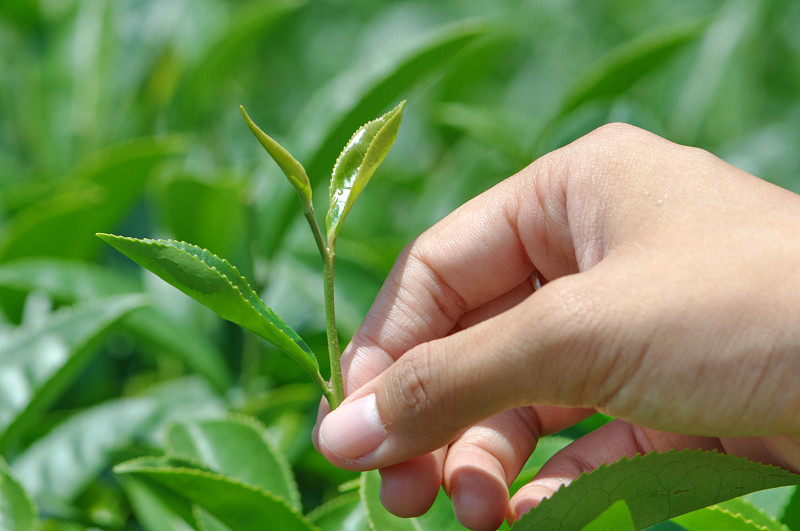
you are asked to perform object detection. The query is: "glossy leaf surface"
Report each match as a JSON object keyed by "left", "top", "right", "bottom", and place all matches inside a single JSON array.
[
  {"left": 0, "top": 295, "right": 144, "bottom": 452},
  {"left": 97, "top": 234, "right": 319, "bottom": 376},
  {"left": 0, "top": 458, "right": 38, "bottom": 531},
  {"left": 115, "top": 458, "right": 316, "bottom": 531},
  {"left": 514, "top": 450, "right": 800, "bottom": 530},
  {"left": 308, "top": 492, "right": 367, "bottom": 531},
  {"left": 165, "top": 416, "right": 300, "bottom": 511},
  {"left": 326, "top": 101, "right": 405, "bottom": 244},
  {"left": 241, "top": 105, "right": 312, "bottom": 208}
]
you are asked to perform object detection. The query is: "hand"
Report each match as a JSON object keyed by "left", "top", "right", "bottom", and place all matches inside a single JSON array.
[{"left": 312, "top": 123, "right": 800, "bottom": 531}]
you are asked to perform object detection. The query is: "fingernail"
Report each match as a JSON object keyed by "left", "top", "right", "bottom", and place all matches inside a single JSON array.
[{"left": 319, "top": 394, "right": 386, "bottom": 460}]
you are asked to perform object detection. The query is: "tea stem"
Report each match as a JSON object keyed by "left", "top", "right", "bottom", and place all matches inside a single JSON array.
[
  {"left": 304, "top": 209, "right": 344, "bottom": 408},
  {"left": 323, "top": 250, "right": 344, "bottom": 408}
]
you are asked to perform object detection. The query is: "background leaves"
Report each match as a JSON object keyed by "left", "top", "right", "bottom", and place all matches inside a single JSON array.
[{"left": 1, "top": 0, "right": 798, "bottom": 529}]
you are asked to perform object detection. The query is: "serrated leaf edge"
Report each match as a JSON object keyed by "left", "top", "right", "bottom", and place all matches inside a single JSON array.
[
  {"left": 306, "top": 490, "right": 362, "bottom": 523},
  {"left": 98, "top": 234, "right": 315, "bottom": 364},
  {"left": 519, "top": 449, "right": 800, "bottom": 528}
]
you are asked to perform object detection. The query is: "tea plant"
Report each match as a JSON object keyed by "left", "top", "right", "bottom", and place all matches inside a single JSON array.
[{"left": 95, "top": 106, "right": 800, "bottom": 530}]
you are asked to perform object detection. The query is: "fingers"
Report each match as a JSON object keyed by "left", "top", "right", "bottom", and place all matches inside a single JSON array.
[{"left": 443, "top": 406, "right": 594, "bottom": 531}]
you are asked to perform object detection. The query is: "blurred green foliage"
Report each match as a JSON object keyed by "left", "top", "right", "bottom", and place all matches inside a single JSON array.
[{"left": 0, "top": 0, "right": 799, "bottom": 529}]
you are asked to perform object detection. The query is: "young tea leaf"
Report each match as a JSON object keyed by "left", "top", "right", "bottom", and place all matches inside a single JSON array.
[
  {"left": 583, "top": 500, "right": 636, "bottom": 531},
  {"left": 672, "top": 504, "right": 786, "bottom": 531},
  {"left": 513, "top": 450, "right": 800, "bottom": 530},
  {"left": 326, "top": 101, "right": 405, "bottom": 246},
  {"left": 96, "top": 235, "right": 323, "bottom": 385},
  {"left": 240, "top": 105, "right": 313, "bottom": 210}
]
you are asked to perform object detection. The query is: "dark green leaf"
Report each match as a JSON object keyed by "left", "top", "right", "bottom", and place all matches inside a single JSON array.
[
  {"left": 0, "top": 457, "right": 39, "bottom": 531},
  {"left": 780, "top": 486, "right": 800, "bottom": 529},
  {"left": 165, "top": 416, "right": 300, "bottom": 510},
  {"left": 326, "top": 101, "right": 405, "bottom": 244},
  {"left": 514, "top": 450, "right": 800, "bottom": 530},
  {"left": 97, "top": 235, "right": 321, "bottom": 382},
  {"left": 114, "top": 459, "right": 317, "bottom": 531},
  {"left": 241, "top": 106, "right": 312, "bottom": 209}
]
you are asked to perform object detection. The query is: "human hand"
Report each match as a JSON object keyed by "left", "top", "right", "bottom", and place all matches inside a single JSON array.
[{"left": 313, "top": 123, "right": 800, "bottom": 530}]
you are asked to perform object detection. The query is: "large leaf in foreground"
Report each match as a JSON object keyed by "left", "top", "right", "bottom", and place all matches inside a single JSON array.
[
  {"left": 97, "top": 235, "right": 320, "bottom": 379},
  {"left": 326, "top": 101, "right": 405, "bottom": 244},
  {"left": 514, "top": 450, "right": 800, "bottom": 530},
  {"left": 114, "top": 458, "right": 316, "bottom": 531},
  {"left": 0, "top": 458, "right": 38, "bottom": 531}
]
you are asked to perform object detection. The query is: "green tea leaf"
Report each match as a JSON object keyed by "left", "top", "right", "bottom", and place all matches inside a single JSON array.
[
  {"left": 165, "top": 416, "right": 300, "bottom": 511},
  {"left": 96, "top": 235, "right": 321, "bottom": 381},
  {"left": 583, "top": 500, "right": 636, "bottom": 531},
  {"left": 672, "top": 503, "right": 786, "bottom": 531},
  {"left": 0, "top": 457, "right": 39, "bottom": 531},
  {"left": 514, "top": 450, "right": 800, "bottom": 530},
  {"left": 114, "top": 459, "right": 317, "bottom": 531},
  {"left": 0, "top": 258, "right": 231, "bottom": 390},
  {"left": 717, "top": 497, "right": 793, "bottom": 530},
  {"left": 241, "top": 106, "right": 313, "bottom": 209},
  {"left": 556, "top": 18, "right": 711, "bottom": 118},
  {"left": 361, "top": 470, "right": 467, "bottom": 531},
  {"left": 0, "top": 295, "right": 145, "bottom": 453},
  {"left": 780, "top": 486, "right": 800, "bottom": 529},
  {"left": 11, "top": 397, "right": 159, "bottom": 508},
  {"left": 308, "top": 492, "right": 368, "bottom": 531},
  {"left": 326, "top": 101, "right": 405, "bottom": 245}
]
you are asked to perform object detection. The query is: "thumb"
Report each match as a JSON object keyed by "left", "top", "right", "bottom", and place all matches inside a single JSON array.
[{"left": 316, "top": 272, "right": 614, "bottom": 470}]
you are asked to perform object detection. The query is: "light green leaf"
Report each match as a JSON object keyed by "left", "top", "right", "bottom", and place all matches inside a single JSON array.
[
  {"left": 118, "top": 474, "right": 197, "bottom": 531},
  {"left": 672, "top": 503, "right": 785, "bottom": 531},
  {"left": 241, "top": 106, "right": 312, "bottom": 209},
  {"left": 0, "top": 457, "right": 39, "bottom": 531},
  {"left": 361, "top": 470, "right": 468, "bottom": 531},
  {"left": 514, "top": 450, "right": 800, "bottom": 530},
  {"left": 114, "top": 458, "right": 317, "bottom": 531},
  {"left": 717, "top": 497, "right": 793, "bottom": 530},
  {"left": 583, "top": 500, "right": 636, "bottom": 531},
  {"left": 165, "top": 416, "right": 300, "bottom": 511},
  {"left": 326, "top": 101, "right": 405, "bottom": 244},
  {"left": 308, "top": 492, "right": 368, "bottom": 531},
  {"left": 96, "top": 235, "right": 322, "bottom": 384},
  {"left": 11, "top": 397, "right": 160, "bottom": 509},
  {"left": 0, "top": 295, "right": 145, "bottom": 452},
  {"left": 0, "top": 258, "right": 231, "bottom": 390}
]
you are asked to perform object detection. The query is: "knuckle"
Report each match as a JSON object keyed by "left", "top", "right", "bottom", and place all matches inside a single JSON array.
[{"left": 386, "top": 344, "right": 439, "bottom": 420}]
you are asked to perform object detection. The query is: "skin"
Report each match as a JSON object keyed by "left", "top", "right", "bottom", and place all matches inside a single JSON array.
[{"left": 312, "top": 123, "right": 800, "bottom": 531}]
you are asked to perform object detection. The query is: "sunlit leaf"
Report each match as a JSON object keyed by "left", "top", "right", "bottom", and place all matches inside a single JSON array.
[
  {"left": 514, "top": 450, "right": 800, "bottom": 530},
  {"left": 780, "top": 486, "right": 800, "bottom": 529},
  {"left": 97, "top": 235, "right": 321, "bottom": 381},
  {"left": 0, "top": 457, "right": 38, "bottom": 531},
  {"left": 115, "top": 458, "right": 317, "bottom": 531},
  {"left": 165, "top": 416, "right": 301, "bottom": 511},
  {"left": 361, "top": 470, "right": 467, "bottom": 531},
  {"left": 0, "top": 295, "right": 145, "bottom": 452},
  {"left": 11, "top": 397, "right": 159, "bottom": 508},
  {"left": 0, "top": 258, "right": 231, "bottom": 390},
  {"left": 672, "top": 504, "right": 785, "bottom": 530},
  {"left": 308, "top": 491, "right": 367, "bottom": 531},
  {"left": 583, "top": 500, "right": 636, "bottom": 531},
  {"left": 326, "top": 101, "right": 405, "bottom": 244},
  {"left": 241, "top": 106, "right": 312, "bottom": 209}
]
